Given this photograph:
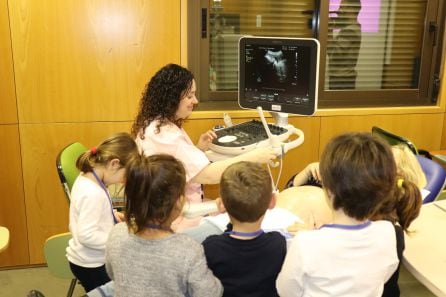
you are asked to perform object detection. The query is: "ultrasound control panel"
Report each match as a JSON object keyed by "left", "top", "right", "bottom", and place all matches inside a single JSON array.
[{"left": 213, "top": 120, "right": 287, "bottom": 147}]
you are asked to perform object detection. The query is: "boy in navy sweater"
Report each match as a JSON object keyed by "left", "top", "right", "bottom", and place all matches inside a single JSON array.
[{"left": 203, "top": 161, "right": 286, "bottom": 297}]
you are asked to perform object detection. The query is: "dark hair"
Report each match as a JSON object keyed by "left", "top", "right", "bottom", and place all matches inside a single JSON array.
[
  {"left": 220, "top": 161, "right": 272, "bottom": 222},
  {"left": 131, "top": 64, "right": 194, "bottom": 138},
  {"left": 319, "top": 132, "right": 396, "bottom": 220},
  {"left": 124, "top": 154, "right": 186, "bottom": 233},
  {"left": 372, "top": 177, "right": 421, "bottom": 232},
  {"left": 340, "top": 0, "right": 362, "bottom": 15},
  {"left": 76, "top": 132, "right": 138, "bottom": 173}
]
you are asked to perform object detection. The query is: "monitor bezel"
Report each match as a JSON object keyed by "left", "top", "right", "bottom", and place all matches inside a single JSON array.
[{"left": 238, "top": 36, "right": 319, "bottom": 116}]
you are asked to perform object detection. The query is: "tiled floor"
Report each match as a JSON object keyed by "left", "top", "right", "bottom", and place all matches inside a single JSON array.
[
  {"left": 0, "top": 266, "right": 85, "bottom": 297},
  {"left": 0, "top": 264, "right": 437, "bottom": 297}
]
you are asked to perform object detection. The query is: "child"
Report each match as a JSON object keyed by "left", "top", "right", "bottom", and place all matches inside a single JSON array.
[
  {"left": 277, "top": 132, "right": 400, "bottom": 297},
  {"left": 67, "top": 132, "right": 138, "bottom": 292},
  {"left": 105, "top": 154, "right": 223, "bottom": 297},
  {"left": 202, "top": 161, "right": 287, "bottom": 297},
  {"left": 285, "top": 144, "right": 425, "bottom": 231},
  {"left": 282, "top": 143, "right": 422, "bottom": 297},
  {"left": 372, "top": 146, "right": 422, "bottom": 297}
]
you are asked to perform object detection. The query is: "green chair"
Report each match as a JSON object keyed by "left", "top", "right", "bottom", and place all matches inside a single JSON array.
[
  {"left": 56, "top": 142, "right": 87, "bottom": 202},
  {"left": 0, "top": 226, "right": 9, "bottom": 253},
  {"left": 44, "top": 232, "right": 77, "bottom": 297},
  {"left": 53, "top": 142, "right": 86, "bottom": 295},
  {"left": 372, "top": 126, "right": 446, "bottom": 203},
  {"left": 371, "top": 126, "right": 419, "bottom": 155},
  {"left": 371, "top": 126, "right": 432, "bottom": 157}
]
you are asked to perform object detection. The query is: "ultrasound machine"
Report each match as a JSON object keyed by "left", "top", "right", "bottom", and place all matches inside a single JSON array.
[
  {"left": 207, "top": 36, "right": 320, "bottom": 161},
  {"left": 182, "top": 36, "right": 320, "bottom": 219}
]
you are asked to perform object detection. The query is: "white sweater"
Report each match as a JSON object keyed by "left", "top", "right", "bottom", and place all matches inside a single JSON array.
[
  {"left": 277, "top": 220, "right": 399, "bottom": 297},
  {"left": 66, "top": 174, "right": 115, "bottom": 267}
]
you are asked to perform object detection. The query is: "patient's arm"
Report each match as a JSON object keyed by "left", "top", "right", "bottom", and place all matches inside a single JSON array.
[
  {"left": 182, "top": 200, "right": 219, "bottom": 218},
  {"left": 292, "top": 162, "right": 321, "bottom": 186}
]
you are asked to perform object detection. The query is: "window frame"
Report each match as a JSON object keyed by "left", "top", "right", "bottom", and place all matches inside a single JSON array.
[{"left": 186, "top": 0, "right": 445, "bottom": 109}]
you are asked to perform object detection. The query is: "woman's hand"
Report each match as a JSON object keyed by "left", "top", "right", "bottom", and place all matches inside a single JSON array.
[
  {"left": 243, "top": 147, "right": 277, "bottom": 164},
  {"left": 196, "top": 130, "right": 217, "bottom": 151}
]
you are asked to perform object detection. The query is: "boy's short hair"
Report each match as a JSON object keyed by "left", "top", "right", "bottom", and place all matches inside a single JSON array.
[
  {"left": 320, "top": 132, "right": 396, "bottom": 220},
  {"left": 220, "top": 161, "right": 272, "bottom": 222}
]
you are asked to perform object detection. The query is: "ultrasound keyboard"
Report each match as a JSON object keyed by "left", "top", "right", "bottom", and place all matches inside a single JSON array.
[{"left": 209, "top": 120, "right": 289, "bottom": 156}]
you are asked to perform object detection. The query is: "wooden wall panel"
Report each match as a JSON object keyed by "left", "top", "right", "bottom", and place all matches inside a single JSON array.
[
  {"left": 0, "top": 0, "right": 17, "bottom": 124},
  {"left": 0, "top": 124, "right": 29, "bottom": 267},
  {"left": 319, "top": 113, "right": 444, "bottom": 152},
  {"left": 9, "top": 0, "right": 180, "bottom": 123},
  {"left": 20, "top": 122, "right": 131, "bottom": 264},
  {"left": 275, "top": 116, "right": 321, "bottom": 189}
]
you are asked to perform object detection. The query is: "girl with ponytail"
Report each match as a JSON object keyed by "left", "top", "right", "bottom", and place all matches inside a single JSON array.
[
  {"left": 372, "top": 147, "right": 423, "bottom": 297},
  {"left": 66, "top": 132, "right": 138, "bottom": 293}
]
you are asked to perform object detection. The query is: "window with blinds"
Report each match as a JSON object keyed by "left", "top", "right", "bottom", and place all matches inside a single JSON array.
[
  {"left": 188, "top": 0, "right": 444, "bottom": 107},
  {"left": 380, "top": 1, "right": 426, "bottom": 89},
  {"left": 208, "top": 0, "right": 313, "bottom": 94},
  {"left": 324, "top": 0, "right": 426, "bottom": 90}
]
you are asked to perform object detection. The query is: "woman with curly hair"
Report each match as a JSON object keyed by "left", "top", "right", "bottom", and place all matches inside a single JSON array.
[{"left": 132, "top": 63, "right": 277, "bottom": 231}]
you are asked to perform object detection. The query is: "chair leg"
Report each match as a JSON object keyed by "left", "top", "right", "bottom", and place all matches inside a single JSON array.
[{"left": 66, "top": 278, "right": 77, "bottom": 297}]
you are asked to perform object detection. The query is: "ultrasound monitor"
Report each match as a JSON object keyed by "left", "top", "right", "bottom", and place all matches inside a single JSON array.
[{"left": 238, "top": 37, "right": 319, "bottom": 116}]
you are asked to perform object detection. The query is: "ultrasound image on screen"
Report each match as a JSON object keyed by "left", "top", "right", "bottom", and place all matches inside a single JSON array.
[
  {"left": 239, "top": 37, "right": 319, "bottom": 115},
  {"left": 244, "top": 44, "right": 311, "bottom": 102},
  {"left": 263, "top": 50, "right": 288, "bottom": 83}
]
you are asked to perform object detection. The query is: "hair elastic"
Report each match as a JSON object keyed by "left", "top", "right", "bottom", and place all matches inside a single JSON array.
[
  {"left": 90, "top": 147, "right": 97, "bottom": 155},
  {"left": 397, "top": 178, "right": 404, "bottom": 189}
]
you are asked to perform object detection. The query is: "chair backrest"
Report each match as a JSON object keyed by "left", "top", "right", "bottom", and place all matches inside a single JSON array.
[
  {"left": 372, "top": 126, "right": 419, "bottom": 155},
  {"left": 0, "top": 226, "right": 9, "bottom": 253},
  {"left": 56, "top": 142, "right": 87, "bottom": 202},
  {"left": 44, "top": 232, "right": 75, "bottom": 279},
  {"left": 416, "top": 156, "right": 446, "bottom": 203}
]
